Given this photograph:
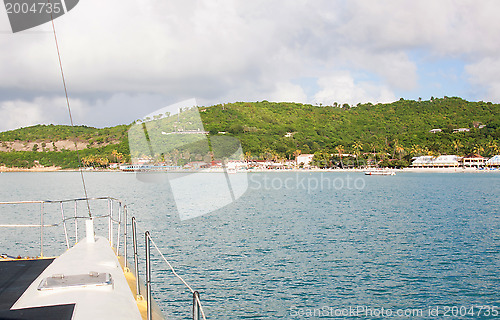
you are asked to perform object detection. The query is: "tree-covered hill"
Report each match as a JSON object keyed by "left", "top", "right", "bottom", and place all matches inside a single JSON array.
[
  {"left": 0, "top": 125, "right": 130, "bottom": 168},
  {"left": 200, "top": 97, "right": 499, "bottom": 159},
  {"left": 0, "top": 97, "right": 498, "bottom": 168},
  {"left": 0, "top": 124, "right": 128, "bottom": 145}
]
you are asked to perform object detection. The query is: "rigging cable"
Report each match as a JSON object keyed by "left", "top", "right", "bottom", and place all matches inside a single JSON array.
[{"left": 48, "top": 1, "right": 92, "bottom": 217}]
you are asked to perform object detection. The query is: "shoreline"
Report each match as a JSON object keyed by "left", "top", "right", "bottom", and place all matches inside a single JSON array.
[
  {"left": 0, "top": 165, "right": 62, "bottom": 172},
  {"left": 1, "top": 166, "right": 498, "bottom": 173}
]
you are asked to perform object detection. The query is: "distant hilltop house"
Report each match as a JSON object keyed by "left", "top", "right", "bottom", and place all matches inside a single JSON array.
[
  {"left": 428, "top": 126, "right": 486, "bottom": 134},
  {"left": 161, "top": 128, "right": 209, "bottom": 135},
  {"left": 296, "top": 154, "right": 314, "bottom": 167}
]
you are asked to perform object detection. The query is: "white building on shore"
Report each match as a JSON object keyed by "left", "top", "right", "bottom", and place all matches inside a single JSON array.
[
  {"left": 411, "top": 154, "right": 498, "bottom": 168},
  {"left": 485, "top": 155, "right": 500, "bottom": 167},
  {"left": 296, "top": 154, "right": 314, "bottom": 167},
  {"left": 411, "top": 155, "right": 460, "bottom": 168},
  {"left": 462, "top": 154, "right": 487, "bottom": 168}
]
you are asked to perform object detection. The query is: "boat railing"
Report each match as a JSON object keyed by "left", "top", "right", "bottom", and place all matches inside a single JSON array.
[
  {"left": 0, "top": 197, "right": 125, "bottom": 257},
  {"left": 131, "top": 217, "right": 207, "bottom": 320},
  {"left": 0, "top": 197, "right": 207, "bottom": 320}
]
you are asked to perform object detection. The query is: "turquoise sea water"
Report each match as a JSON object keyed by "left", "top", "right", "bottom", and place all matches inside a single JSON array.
[{"left": 0, "top": 171, "right": 499, "bottom": 319}]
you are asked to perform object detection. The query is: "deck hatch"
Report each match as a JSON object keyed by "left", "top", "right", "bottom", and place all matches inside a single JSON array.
[{"left": 37, "top": 271, "right": 113, "bottom": 291}]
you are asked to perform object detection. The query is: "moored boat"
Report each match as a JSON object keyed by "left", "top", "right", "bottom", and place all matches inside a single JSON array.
[{"left": 364, "top": 170, "right": 396, "bottom": 176}]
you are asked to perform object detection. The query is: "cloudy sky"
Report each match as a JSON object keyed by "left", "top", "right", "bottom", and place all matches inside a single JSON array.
[{"left": 0, "top": 0, "right": 499, "bottom": 131}]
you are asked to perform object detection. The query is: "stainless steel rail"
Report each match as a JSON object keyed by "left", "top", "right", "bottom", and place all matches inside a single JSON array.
[
  {"left": 132, "top": 216, "right": 141, "bottom": 297},
  {"left": 145, "top": 231, "right": 152, "bottom": 320},
  {"left": 0, "top": 197, "right": 125, "bottom": 257},
  {"left": 193, "top": 291, "right": 201, "bottom": 320},
  {"left": 141, "top": 225, "right": 207, "bottom": 320},
  {"left": 1, "top": 198, "right": 207, "bottom": 319}
]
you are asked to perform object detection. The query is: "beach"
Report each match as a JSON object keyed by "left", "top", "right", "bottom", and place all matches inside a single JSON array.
[{"left": 1, "top": 165, "right": 498, "bottom": 173}]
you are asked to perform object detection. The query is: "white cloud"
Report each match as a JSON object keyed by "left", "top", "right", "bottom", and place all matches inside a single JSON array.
[
  {"left": 340, "top": 0, "right": 500, "bottom": 57},
  {"left": 465, "top": 57, "right": 500, "bottom": 102},
  {"left": 0, "top": 96, "right": 85, "bottom": 131},
  {"left": 0, "top": 100, "right": 46, "bottom": 130},
  {"left": 84, "top": 93, "right": 173, "bottom": 126},
  {"left": 1, "top": 0, "right": 500, "bottom": 130},
  {"left": 268, "top": 82, "right": 308, "bottom": 104},
  {"left": 0, "top": 93, "right": 179, "bottom": 131},
  {"left": 312, "top": 72, "right": 396, "bottom": 106},
  {"left": 335, "top": 49, "right": 418, "bottom": 91}
]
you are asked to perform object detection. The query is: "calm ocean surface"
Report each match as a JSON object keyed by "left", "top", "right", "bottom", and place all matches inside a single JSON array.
[{"left": 0, "top": 171, "right": 499, "bottom": 319}]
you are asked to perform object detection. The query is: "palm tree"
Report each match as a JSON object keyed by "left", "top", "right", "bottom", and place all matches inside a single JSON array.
[
  {"left": 277, "top": 155, "right": 286, "bottom": 167},
  {"left": 391, "top": 139, "right": 399, "bottom": 159},
  {"left": 452, "top": 140, "right": 463, "bottom": 155},
  {"left": 293, "top": 149, "right": 301, "bottom": 167},
  {"left": 410, "top": 144, "right": 422, "bottom": 156},
  {"left": 244, "top": 151, "right": 252, "bottom": 163},
  {"left": 261, "top": 148, "right": 275, "bottom": 161},
  {"left": 487, "top": 140, "right": 499, "bottom": 156},
  {"left": 368, "top": 142, "right": 378, "bottom": 166},
  {"left": 473, "top": 144, "right": 485, "bottom": 156},
  {"left": 98, "top": 157, "right": 109, "bottom": 168},
  {"left": 352, "top": 142, "right": 363, "bottom": 167},
  {"left": 273, "top": 153, "right": 279, "bottom": 163},
  {"left": 171, "top": 149, "right": 180, "bottom": 165},
  {"left": 111, "top": 150, "right": 119, "bottom": 163},
  {"left": 391, "top": 140, "right": 405, "bottom": 160},
  {"left": 82, "top": 155, "right": 92, "bottom": 167},
  {"left": 427, "top": 149, "right": 439, "bottom": 157},
  {"left": 335, "top": 145, "right": 345, "bottom": 168},
  {"left": 395, "top": 145, "right": 405, "bottom": 160},
  {"left": 183, "top": 150, "right": 191, "bottom": 162},
  {"left": 116, "top": 152, "right": 124, "bottom": 163}
]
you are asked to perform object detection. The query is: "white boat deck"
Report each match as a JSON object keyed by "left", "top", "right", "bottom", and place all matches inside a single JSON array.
[{"left": 12, "top": 236, "right": 142, "bottom": 320}]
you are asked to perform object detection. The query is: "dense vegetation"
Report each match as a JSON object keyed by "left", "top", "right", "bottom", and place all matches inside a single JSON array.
[
  {"left": 0, "top": 125, "right": 130, "bottom": 169},
  {"left": 200, "top": 97, "right": 499, "bottom": 167},
  {"left": 0, "top": 97, "right": 498, "bottom": 168},
  {"left": 0, "top": 142, "right": 130, "bottom": 169}
]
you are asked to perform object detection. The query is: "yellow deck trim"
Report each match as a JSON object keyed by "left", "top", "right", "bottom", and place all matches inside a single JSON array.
[
  {"left": 0, "top": 256, "right": 57, "bottom": 261},
  {"left": 12, "top": 237, "right": 143, "bottom": 320},
  {"left": 118, "top": 256, "right": 150, "bottom": 320}
]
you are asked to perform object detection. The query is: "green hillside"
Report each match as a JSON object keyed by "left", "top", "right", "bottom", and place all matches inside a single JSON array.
[
  {"left": 0, "top": 97, "right": 499, "bottom": 169},
  {"left": 0, "top": 124, "right": 128, "bottom": 143},
  {"left": 0, "top": 125, "right": 130, "bottom": 168},
  {"left": 201, "top": 97, "right": 499, "bottom": 159}
]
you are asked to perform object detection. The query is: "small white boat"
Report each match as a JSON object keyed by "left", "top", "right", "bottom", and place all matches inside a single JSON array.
[{"left": 364, "top": 170, "right": 396, "bottom": 176}]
